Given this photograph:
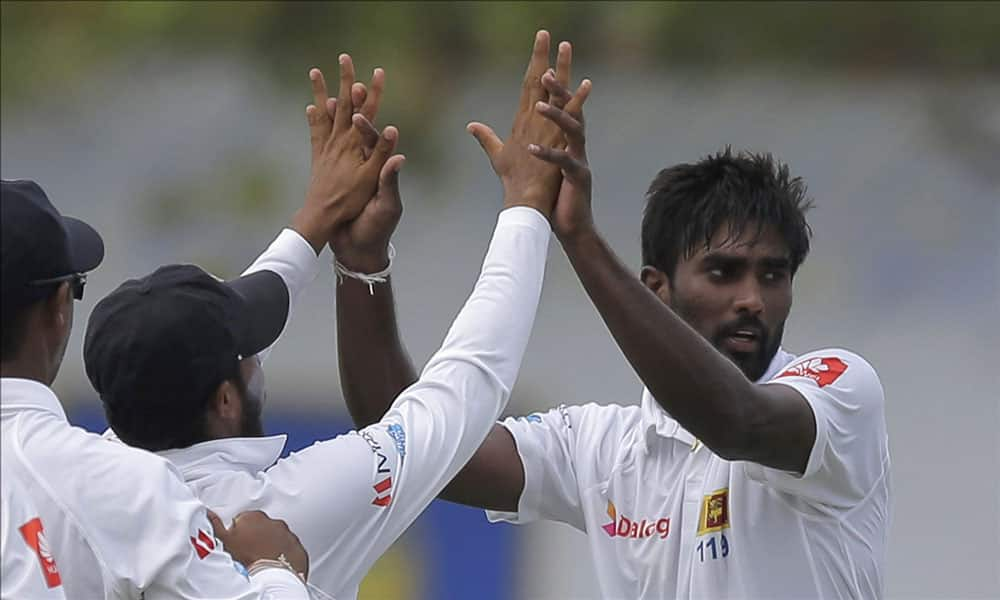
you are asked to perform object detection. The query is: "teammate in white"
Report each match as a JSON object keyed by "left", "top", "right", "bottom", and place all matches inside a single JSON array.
[
  {"left": 337, "top": 35, "right": 891, "bottom": 600},
  {"left": 0, "top": 180, "right": 311, "bottom": 599},
  {"left": 82, "top": 45, "right": 586, "bottom": 600}
]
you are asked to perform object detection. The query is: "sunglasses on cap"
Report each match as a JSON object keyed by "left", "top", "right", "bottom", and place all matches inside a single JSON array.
[{"left": 29, "top": 273, "right": 88, "bottom": 300}]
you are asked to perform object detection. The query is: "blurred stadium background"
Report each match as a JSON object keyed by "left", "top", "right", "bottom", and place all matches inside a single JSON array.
[{"left": 2, "top": 2, "right": 998, "bottom": 598}]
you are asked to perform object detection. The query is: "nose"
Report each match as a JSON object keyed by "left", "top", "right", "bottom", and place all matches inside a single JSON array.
[{"left": 733, "top": 277, "right": 764, "bottom": 316}]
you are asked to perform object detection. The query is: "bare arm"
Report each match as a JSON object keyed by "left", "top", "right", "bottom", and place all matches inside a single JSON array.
[
  {"left": 335, "top": 270, "right": 416, "bottom": 427},
  {"left": 530, "top": 74, "right": 815, "bottom": 473}
]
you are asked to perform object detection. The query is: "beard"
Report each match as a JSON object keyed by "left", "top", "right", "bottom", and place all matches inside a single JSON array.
[
  {"left": 711, "top": 316, "right": 784, "bottom": 381},
  {"left": 237, "top": 365, "right": 266, "bottom": 437}
]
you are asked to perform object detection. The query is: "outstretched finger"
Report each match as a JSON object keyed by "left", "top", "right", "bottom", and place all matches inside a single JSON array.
[
  {"left": 562, "top": 78, "right": 593, "bottom": 119},
  {"left": 535, "top": 100, "right": 584, "bottom": 146},
  {"left": 466, "top": 121, "right": 504, "bottom": 166},
  {"left": 306, "top": 104, "right": 326, "bottom": 158},
  {"left": 541, "top": 70, "right": 573, "bottom": 109},
  {"left": 528, "top": 143, "right": 588, "bottom": 180},
  {"left": 365, "top": 125, "right": 400, "bottom": 172},
  {"left": 333, "top": 53, "right": 356, "bottom": 134},
  {"left": 520, "top": 30, "right": 551, "bottom": 113},
  {"left": 359, "top": 67, "right": 385, "bottom": 123},
  {"left": 309, "top": 68, "right": 333, "bottom": 126},
  {"left": 351, "top": 82, "right": 368, "bottom": 113},
  {"left": 352, "top": 113, "right": 381, "bottom": 150},
  {"left": 553, "top": 41, "right": 572, "bottom": 105}
]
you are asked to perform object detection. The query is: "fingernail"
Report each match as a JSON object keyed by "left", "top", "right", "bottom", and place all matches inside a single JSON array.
[
  {"left": 339, "top": 53, "right": 349, "bottom": 63},
  {"left": 536, "top": 101, "right": 549, "bottom": 110},
  {"left": 528, "top": 144, "right": 540, "bottom": 152},
  {"left": 309, "top": 68, "right": 320, "bottom": 79}
]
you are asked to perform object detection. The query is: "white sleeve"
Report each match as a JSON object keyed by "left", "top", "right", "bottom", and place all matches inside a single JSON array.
[
  {"left": 240, "top": 228, "right": 323, "bottom": 363},
  {"left": 744, "top": 349, "right": 890, "bottom": 508},
  {"left": 485, "top": 402, "right": 634, "bottom": 531},
  {"left": 262, "top": 206, "right": 551, "bottom": 592},
  {"left": 486, "top": 405, "right": 586, "bottom": 531}
]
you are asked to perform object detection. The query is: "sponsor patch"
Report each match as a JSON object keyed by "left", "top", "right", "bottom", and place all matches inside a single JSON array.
[
  {"left": 19, "top": 517, "right": 61, "bottom": 588},
  {"left": 386, "top": 423, "right": 406, "bottom": 460},
  {"left": 190, "top": 528, "right": 216, "bottom": 559},
  {"left": 697, "top": 488, "right": 730, "bottom": 535},
  {"left": 601, "top": 500, "right": 670, "bottom": 540},
  {"left": 777, "top": 356, "right": 848, "bottom": 388}
]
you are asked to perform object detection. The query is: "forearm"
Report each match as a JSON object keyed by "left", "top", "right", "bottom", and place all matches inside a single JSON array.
[
  {"left": 560, "top": 228, "right": 756, "bottom": 454},
  {"left": 336, "top": 274, "right": 417, "bottom": 428}
]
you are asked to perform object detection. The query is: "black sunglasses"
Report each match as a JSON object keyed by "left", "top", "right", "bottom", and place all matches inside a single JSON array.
[{"left": 28, "top": 273, "right": 87, "bottom": 300}]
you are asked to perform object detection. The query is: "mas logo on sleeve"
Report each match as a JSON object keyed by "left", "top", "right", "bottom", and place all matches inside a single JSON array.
[
  {"left": 19, "top": 517, "right": 62, "bottom": 588},
  {"left": 190, "top": 528, "right": 216, "bottom": 559},
  {"left": 362, "top": 429, "right": 396, "bottom": 508},
  {"left": 697, "top": 488, "right": 730, "bottom": 536},
  {"left": 777, "top": 356, "right": 848, "bottom": 388}
]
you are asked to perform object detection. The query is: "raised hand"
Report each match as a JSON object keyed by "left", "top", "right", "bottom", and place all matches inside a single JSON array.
[
  {"left": 467, "top": 30, "right": 575, "bottom": 220},
  {"left": 527, "top": 70, "right": 594, "bottom": 241},
  {"left": 292, "top": 54, "right": 400, "bottom": 254},
  {"left": 327, "top": 66, "right": 405, "bottom": 272}
]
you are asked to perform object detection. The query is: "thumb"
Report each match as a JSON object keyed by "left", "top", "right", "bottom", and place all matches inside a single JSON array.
[
  {"left": 377, "top": 154, "right": 406, "bottom": 202},
  {"left": 466, "top": 122, "right": 503, "bottom": 163},
  {"left": 206, "top": 510, "right": 227, "bottom": 539}
]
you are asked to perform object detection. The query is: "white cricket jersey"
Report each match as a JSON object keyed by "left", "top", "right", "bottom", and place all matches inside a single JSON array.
[
  {"left": 488, "top": 348, "right": 891, "bottom": 600},
  {"left": 2, "top": 444, "right": 67, "bottom": 599},
  {"left": 152, "top": 207, "right": 551, "bottom": 599},
  {"left": 1, "top": 378, "right": 309, "bottom": 599}
]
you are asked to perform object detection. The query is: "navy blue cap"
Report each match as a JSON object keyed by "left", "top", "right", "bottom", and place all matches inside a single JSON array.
[
  {"left": 83, "top": 264, "right": 289, "bottom": 429},
  {"left": 1, "top": 179, "right": 104, "bottom": 301}
]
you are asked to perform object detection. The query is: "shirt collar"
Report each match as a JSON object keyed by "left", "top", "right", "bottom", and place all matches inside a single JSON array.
[
  {"left": 640, "top": 347, "right": 798, "bottom": 451},
  {"left": 0, "top": 377, "right": 67, "bottom": 421},
  {"left": 153, "top": 434, "right": 288, "bottom": 481}
]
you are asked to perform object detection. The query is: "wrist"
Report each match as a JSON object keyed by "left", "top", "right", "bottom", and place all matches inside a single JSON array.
[
  {"left": 290, "top": 209, "right": 329, "bottom": 256},
  {"left": 557, "top": 220, "right": 599, "bottom": 252},
  {"left": 332, "top": 246, "right": 390, "bottom": 273}
]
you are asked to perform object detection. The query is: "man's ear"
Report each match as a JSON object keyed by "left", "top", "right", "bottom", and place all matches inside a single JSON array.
[
  {"left": 44, "top": 282, "right": 73, "bottom": 332},
  {"left": 640, "top": 265, "right": 672, "bottom": 305},
  {"left": 209, "top": 380, "right": 242, "bottom": 421}
]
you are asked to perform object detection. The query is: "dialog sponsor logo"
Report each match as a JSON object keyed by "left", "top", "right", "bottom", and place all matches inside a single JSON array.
[{"left": 602, "top": 501, "right": 670, "bottom": 540}]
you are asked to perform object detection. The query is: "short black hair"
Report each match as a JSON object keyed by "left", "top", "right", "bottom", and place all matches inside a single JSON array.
[
  {"left": 101, "top": 355, "right": 244, "bottom": 452},
  {"left": 641, "top": 148, "right": 813, "bottom": 278}
]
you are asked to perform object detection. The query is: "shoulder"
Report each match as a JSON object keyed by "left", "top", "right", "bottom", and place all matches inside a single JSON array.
[{"left": 770, "top": 348, "right": 883, "bottom": 407}]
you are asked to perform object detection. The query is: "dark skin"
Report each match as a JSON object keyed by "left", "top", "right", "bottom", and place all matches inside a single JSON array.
[
  {"left": 338, "top": 39, "right": 815, "bottom": 514},
  {"left": 0, "top": 283, "right": 74, "bottom": 385}
]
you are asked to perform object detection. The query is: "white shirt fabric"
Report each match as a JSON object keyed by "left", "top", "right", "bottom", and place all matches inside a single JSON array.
[
  {"left": 154, "top": 207, "right": 551, "bottom": 600},
  {"left": 2, "top": 444, "right": 67, "bottom": 599},
  {"left": 0, "top": 378, "right": 309, "bottom": 599},
  {"left": 488, "top": 348, "right": 891, "bottom": 600}
]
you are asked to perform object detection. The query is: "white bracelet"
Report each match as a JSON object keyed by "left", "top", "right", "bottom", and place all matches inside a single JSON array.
[{"left": 332, "top": 243, "right": 395, "bottom": 295}]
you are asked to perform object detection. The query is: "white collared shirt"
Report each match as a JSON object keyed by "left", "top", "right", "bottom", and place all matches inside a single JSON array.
[
  {"left": 1, "top": 378, "right": 308, "bottom": 599},
  {"left": 155, "top": 207, "right": 552, "bottom": 600},
  {"left": 488, "top": 348, "right": 891, "bottom": 599}
]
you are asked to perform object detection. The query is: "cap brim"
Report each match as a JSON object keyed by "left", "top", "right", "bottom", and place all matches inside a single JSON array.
[
  {"left": 62, "top": 216, "right": 105, "bottom": 273},
  {"left": 226, "top": 270, "right": 289, "bottom": 358}
]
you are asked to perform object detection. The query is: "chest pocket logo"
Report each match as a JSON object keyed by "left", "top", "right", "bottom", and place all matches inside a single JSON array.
[{"left": 696, "top": 488, "right": 730, "bottom": 535}]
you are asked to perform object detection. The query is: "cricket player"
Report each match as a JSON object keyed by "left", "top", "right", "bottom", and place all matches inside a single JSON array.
[
  {"left": 0, "top": 180, "right": 312, "bottom": 598},
  {"left": 338, "top": 38, "right": 892, "bottom": 599},
  {"left": 82, "top": 41, "right": 584, "bottom": 600}
]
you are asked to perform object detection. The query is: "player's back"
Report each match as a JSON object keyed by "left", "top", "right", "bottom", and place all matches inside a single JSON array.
[{"left": 1, "top": 378, "right": 241, "bottom": 598}]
